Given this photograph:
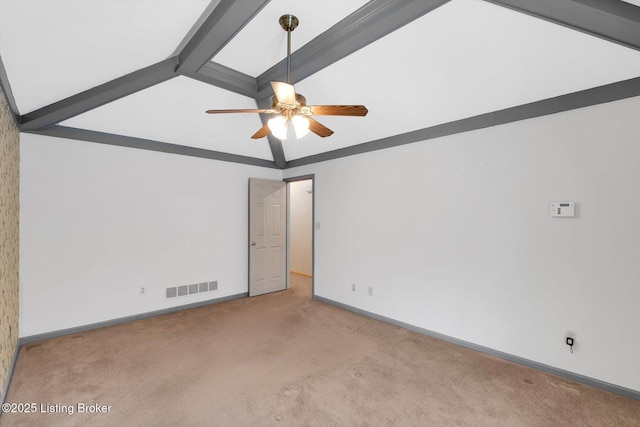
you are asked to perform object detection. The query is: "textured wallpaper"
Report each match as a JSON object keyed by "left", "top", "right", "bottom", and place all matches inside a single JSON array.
[{"left": 0, "top": 85, "right": 19, "bottom": 399}]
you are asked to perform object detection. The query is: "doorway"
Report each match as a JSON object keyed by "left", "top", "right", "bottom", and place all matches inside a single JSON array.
[
  {"left": 248, "top": 178, "right": 287, "bottom": 296},
  {"left": 287, "top": 176, "right": 314, "bottom": 297}
]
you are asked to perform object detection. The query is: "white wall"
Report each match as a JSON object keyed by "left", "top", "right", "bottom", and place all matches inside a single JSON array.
[
  {"left": 289, "top": 180, "right": 312, "bottom": 276},
  {"left": 284, "top": 96, "right": 640, "bottom": 392},
  {"left": 20, "top": 134, "right": 281, "bottom": 336}
]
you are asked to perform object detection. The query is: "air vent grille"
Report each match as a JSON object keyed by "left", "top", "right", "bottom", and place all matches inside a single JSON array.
[{"left": 166, "top": 280, "right": 218, "bottom": 299}]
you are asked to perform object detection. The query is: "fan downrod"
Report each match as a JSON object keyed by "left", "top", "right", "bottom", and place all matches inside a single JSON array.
[{"left": 279, "top": 14, "right": 299, "bottom": 84}]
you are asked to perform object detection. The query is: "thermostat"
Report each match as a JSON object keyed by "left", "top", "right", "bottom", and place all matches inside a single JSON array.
[{"left": 549, "top": 202, "right": 575, "bottom": 217}]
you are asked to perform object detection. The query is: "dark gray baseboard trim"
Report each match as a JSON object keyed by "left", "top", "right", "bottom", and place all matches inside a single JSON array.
[
  {"left": 313, "top": 295, "right": 640, "bottom": 401},
  {"left": 1, "top": 341, "right": 21, "bottom": 406},
  {"left": 19, "top": 292, "right": 248, "bottom": 345}
]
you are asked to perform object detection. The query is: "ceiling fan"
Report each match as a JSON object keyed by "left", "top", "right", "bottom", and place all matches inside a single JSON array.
[{"left": 205, "top": 14, "right": 368, "bottom": 140}]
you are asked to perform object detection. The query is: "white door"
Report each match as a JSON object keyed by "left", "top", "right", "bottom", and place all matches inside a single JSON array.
[{"left": 249, "top": 178, "right": 287, "bottom": 296}]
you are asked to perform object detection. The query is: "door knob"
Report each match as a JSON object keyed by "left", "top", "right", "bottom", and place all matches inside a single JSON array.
[{"left": 251, "top": 242, "right": 256, "bottom": 246}]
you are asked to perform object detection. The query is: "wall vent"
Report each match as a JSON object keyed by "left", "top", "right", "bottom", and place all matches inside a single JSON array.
[{"left": 166, "top": 280, "right": 219, "bottom": 299}]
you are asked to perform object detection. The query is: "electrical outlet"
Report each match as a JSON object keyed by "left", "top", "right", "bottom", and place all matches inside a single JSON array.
[
  {"left": 565, "top": 330, "right": 577, "bottom": 353},
  {"left": 352, "top": 283, "right": 356, "bottom": 292},
  {"left": 368, "top": 286, "right": 373, "bottom": 296},
  {"left": 139, "top": 287, "right": 146, "bottom": 295}
]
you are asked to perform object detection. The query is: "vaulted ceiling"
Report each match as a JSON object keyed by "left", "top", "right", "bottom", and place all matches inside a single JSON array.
[{"left": 1, "top": 0, "right": 640, "bottom": 169}]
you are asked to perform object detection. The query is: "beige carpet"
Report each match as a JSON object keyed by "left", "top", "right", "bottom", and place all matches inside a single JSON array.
[{"left": 2, "top": 275, "right": 639, "bottom": 426}]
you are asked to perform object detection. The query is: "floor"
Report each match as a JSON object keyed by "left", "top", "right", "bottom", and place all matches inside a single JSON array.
[{"left": 1, "top": 274, "right": 639, "bottom": 426}]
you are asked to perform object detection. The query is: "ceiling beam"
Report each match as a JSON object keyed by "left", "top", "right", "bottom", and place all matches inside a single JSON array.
[
  {"left": 177, "top": 0, "right": 270, "bottom": 75},
  {"left": 256, "top": 0, "right": 450, "bottom": 98},
  {"left": 256, "top": 96, "right": 286, "bottom": 168},
  {"left": 286, "top": 77, "right": 640, "bottom": 168},
  {"left": 186, "top": 62, "right": 258, "bottom": 98},
  {"left": 486, "top": 0, "right": 640, "bottom": 51},
  {"left": 0, "top": 55, "right": 21, "bottom": 126},
  {"left": 21, "top": 58, "right": 179, "bottom": 132},
  {"left": 264, "top": 132, "right": 286, "bottom": 169},
  {"left": 27, "top": 126, "right": 278, "bottom": 169},
  {"left": 170, "top": 0, "right": 223, "bottom": 58}
]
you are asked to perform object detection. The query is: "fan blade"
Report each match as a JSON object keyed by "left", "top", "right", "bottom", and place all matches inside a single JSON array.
[
  {"left": 308, "top": 117, "right": 334, "bottom": 138},
  {"left": 205, "top": 109, "right": 275, "bottom": 114},
  {"left": 271, "top": 81, "right": 296, "bottom": 105},
  {"left": 251, "top": 123, "right": 270, "bottom": 139},
  {"left": 308, "top": 105, "right": 368, "bottom": 116}
]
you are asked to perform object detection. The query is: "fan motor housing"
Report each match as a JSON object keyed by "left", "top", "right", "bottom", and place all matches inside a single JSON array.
[{"left": 272, "top": 93, "right": 306, "bottom": 109}]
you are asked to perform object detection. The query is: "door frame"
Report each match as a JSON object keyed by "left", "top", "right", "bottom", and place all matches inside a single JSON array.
[{"left": 284, "top": 174, "right": 315, "bottom": 297}]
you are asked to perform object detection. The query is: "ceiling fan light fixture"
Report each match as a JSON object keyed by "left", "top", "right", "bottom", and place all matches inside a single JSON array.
[
  {"left": 204, "top": 14, "right": 367, "bottom": 140},
  {"left": 291, "top": 115, "right": 310, "bottom": 139},
  {"left": 267, "top": 114, "right": 310, "bottom": 141},
  {"left": 267, "top": 116, "right": 288, "bottom": 140}
]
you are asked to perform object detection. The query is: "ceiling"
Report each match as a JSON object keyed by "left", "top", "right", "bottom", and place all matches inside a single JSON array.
[{"left": 1, "top": 0, "right": 640, "bottom": 169}]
